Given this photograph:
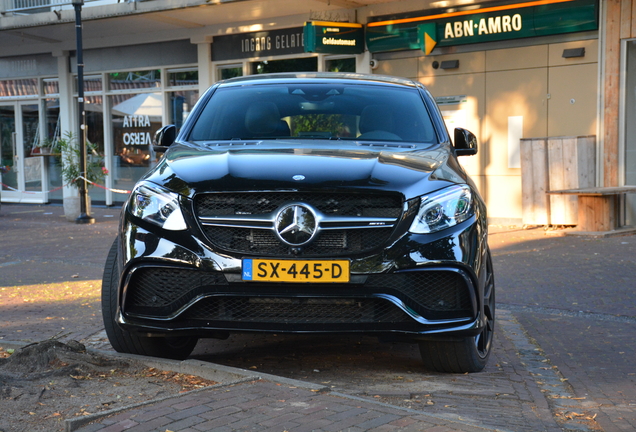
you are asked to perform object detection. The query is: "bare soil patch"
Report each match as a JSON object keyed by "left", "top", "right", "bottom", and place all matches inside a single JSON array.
[{"left": 0, "top": 340, "right": 217, "bottom": 432}]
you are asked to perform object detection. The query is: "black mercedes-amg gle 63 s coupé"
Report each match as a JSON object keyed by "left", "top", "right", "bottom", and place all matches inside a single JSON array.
[{"left": 102, "top": 72, "right": 495, "bottom": 373}]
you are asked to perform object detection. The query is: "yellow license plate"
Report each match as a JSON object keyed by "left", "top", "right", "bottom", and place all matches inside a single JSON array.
[{"left": 242, "top": 259, "right": 350, "bottom": 283}]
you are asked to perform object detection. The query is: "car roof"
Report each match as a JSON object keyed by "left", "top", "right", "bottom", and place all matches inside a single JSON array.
[{"left": 217, "top": 72, "right": 421, "bottom": 89}]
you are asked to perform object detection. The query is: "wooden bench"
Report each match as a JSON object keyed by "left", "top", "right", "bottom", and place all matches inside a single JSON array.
[{"left": 547, "top": 186, "right": 636, "bottom": 235}]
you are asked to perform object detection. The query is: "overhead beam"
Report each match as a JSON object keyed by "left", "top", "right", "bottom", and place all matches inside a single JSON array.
[
  {"left": 312, "top": 0, "right": 364, "bottom": 8},
  {"left": 142, "top": 13, "right": 205, "bottom": 28},
  {"left": 7, "top": 31, "right": 61, "bottom": 43}
]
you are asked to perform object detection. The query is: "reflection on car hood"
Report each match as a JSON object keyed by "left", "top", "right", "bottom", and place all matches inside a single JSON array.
[{"left": 147, "top": 140, "right": 459, "bottom": 200}]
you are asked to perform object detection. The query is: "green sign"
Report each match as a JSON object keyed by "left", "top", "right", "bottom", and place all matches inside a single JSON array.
[
  {"left": 304, "top": 21, "right": 364, "bottom": 54},
  {"left": 367, "top": 0, "right": 598, "bottom": 54},
  {"left": 420, "top": 23, "right": 437, "bottom": 55}
]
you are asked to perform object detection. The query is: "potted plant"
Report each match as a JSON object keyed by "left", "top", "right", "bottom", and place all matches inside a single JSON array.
[
  {"left": 31, "top": 138, "right": 60, "bottom": 156},
  {"left": 56, "top": 132, "right": 109, "bottom": 221}
]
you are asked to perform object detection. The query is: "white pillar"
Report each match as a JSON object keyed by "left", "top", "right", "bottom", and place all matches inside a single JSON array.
[
  {"left": 195, "top": 37, "right": 213, "bottom": 95},
  {"left": 55, "top": 50, "right": 79, "bottom": 200},
  {"left": 357, "top": 51, "right": 372, "bottom": 74}
]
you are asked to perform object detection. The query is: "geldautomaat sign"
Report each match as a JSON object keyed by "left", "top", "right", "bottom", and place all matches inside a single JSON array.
[
  {"left": 366, "top": 0, "right": 598, "bottom": 54},
  {"left": 304, "top": 21, "right": 364, "bottom": 54}
]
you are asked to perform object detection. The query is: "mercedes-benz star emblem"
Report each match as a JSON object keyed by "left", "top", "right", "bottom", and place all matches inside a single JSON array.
[{"left": 275, "top": 204, "right": 317, "bottom": 246}]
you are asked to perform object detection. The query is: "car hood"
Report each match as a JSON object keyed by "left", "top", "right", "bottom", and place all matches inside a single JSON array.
[{"left": 145, "top": 140, "right": 463, "bottom": 200}]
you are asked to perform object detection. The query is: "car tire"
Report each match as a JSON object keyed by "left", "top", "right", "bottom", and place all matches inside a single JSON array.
[
  {"left": 101, "top": 239, "right": 198, "bottom": 360},
  {"left": 419, "top": 249, "right": 495, "bottom": 373}
]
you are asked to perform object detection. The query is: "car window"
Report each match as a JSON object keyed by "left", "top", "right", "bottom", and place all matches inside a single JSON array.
[{"left": 188, "top": 83, "right": 438, "bottom": 143}]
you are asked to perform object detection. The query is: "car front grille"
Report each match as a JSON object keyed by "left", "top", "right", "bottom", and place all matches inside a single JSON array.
[
  {"left": 200, "top": 226, "right": 393, "bottom": 256},
  {"left": 196, "top": 192, "right": 403, "bottom": 218},
  {"left": 123, "top": 267, "right": 474, "bottom": 323},
  {"left": 182, "top": 297, "right": 411, "bottom": 324},
  {"left": 194, "top": 192, "right": 403, "bottom": 257},
  {"left": 124, "top": 267, "right": 228, "bottom": 316},
  {"left": 365, "top": 271, "right": 473, "bottom": 315}
]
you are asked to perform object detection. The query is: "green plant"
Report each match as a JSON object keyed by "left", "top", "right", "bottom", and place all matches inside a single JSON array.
[
  {"left": 56, "top": 131, "right": 108, "bottom": 189},
  {"left": 34, "top": 137, "right": 60, "bottom": 154}
]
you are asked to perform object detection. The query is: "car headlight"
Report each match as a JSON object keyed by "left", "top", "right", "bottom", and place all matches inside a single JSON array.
[
  {"left": 129, "top": 183, "right": 187, "bottom": 231},
  {"left": 409, "top": 185, "right": 474, "bottom": 234}
]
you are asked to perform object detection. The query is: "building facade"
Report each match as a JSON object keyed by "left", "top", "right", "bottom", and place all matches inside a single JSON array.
[{"left": 0, "top": 0, "right": 632, "bottom": 226}]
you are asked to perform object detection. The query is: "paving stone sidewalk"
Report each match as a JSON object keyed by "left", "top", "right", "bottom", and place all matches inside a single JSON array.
[
  {"left": 2, "top": 203, "right": 635, "bottom": 431},
  {"left": 74, "top": 379, "right": 506, "bottom": 432}
]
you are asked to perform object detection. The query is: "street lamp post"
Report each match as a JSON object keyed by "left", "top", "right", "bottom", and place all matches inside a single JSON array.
[{"left": 72, "top": 0, "right": 95, "bottom": 224}]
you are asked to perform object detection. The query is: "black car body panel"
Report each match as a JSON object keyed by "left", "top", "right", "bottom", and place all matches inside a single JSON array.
[
  {"left": 104, "top": 73, "right": 494, "bottom": 370},
  {"left": 149, "top": 142, "right": 456, "bottom": 196}
]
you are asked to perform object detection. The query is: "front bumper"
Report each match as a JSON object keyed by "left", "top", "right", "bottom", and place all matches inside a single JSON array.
[{"left": 115, "top": 212, "right": 488, "bottom": 340}]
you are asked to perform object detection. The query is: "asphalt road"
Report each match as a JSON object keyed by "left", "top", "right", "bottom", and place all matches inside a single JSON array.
[{"left": 1, "top": 203, "right": 635, "bottom": 431}]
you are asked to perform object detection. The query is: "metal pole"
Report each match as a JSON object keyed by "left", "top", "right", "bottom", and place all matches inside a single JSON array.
[{"left": 73, "top": 0, "right": 95, "bottom": 224}]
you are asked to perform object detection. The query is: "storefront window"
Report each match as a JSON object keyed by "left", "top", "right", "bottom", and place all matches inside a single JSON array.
[
  {"left": 0, "top": 79, "right": 38, "bottom": 97},
  {"left": 168, "top": 69, "right": 198, "bottom": 86},
  {"left": 74, "top": 75, "right": 102, "bottom": 93},
  {"left": 22, "top": 104, "right": 40, "bottom": 191},
  {"left": 44, "top": 98, "right": 63, "bottom": 201},
  {"left": 108, "top": 70, "right": 160, "bottom": 91},
  {"left": 85, "top": 75, "right": 102, "bottom": 93},
  {"left": 85, "top": 96, "right": 104, "bottom": 153},
  {"left": 43, "top": 79, "right": 59, "bottom": 96},
  {"left": 84, "top": 95, "right": 106, "bottom": 202},
  {"left": 169, "top": 90, "right": 199, "bottom": 130},
  {"left": 0, "top": 105, "right": 17, "bottom": 191},
  {"left": 109, "top": 92, "right": 162, "bottom": 201},
  {"left": 219, "top": 66, "right": 242, "bottom": 80},
  {"left": 45, "top": 98, "right": 60, "bottom": 142},
  {"left": 252, "top": 58, "right": 317, "bottom": 74},
  {"left": 166, "top": 68, "right": 199, "bottom": 130},
  {"left": 326, "top": 58, "right": 356, "bottom": 72}
]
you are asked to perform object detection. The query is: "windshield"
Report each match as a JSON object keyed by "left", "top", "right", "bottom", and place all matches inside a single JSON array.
[{"left": 187, "top": 83, "right": 438, "bottom": 143}]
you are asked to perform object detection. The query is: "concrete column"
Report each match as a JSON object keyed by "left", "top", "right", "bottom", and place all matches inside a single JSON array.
[
  {"left": 195, "top": 37, "right": 213, "bottom": 95},
  {"left": 55, "top": 51, "right": 78, "bottom": 200},
  {"left": 357, "top": 51, "right": 372, "bottom": 74}
]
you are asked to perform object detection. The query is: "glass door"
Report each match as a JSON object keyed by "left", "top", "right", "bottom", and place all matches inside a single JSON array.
[
  {"left": 22, "top": 103, "right": 43, "bottom": 199},
  {"left": 0, "top": 101, "right": 43, "bottom": 203},
  {"left": 0, "top": 104, "right": 19, "bottom": 200}
]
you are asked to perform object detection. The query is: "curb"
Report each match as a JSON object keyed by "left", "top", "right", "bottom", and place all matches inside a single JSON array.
[
  {"left": 64, "top": 376, "right": 258, "bottom": 432},
  {"left": 1, "top": 339, "right": 507, "bottom": 432},
  {"left": 1, "top": 341, "right": 333, "bottom": 431},
  {"left": 68, "top": 350, "right": 333, "bottom": 431}
]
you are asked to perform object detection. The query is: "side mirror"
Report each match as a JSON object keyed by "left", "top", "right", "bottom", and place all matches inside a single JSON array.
[
  {"left": 153, "top": 125, "right": 177, "bottom": 153},
  {"left": 454, "top": 128, "right": 478, "bottom": 156}
]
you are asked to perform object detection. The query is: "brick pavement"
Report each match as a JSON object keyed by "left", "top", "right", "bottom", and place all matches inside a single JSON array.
[
  {"left": 74, "top": 380, "right": 500, "bottom": 432},
  {"left": 0, "top": 203, "right": 117, "bottom": 345},
  {"left": 489, "top": 225, "right": 636, "bottom": 432},
  {"left": 515, "top": 312, "right": 636, "bottom": 432},
  {"left": 1, "top": 204, "right": 635, "bottom": 431}
]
